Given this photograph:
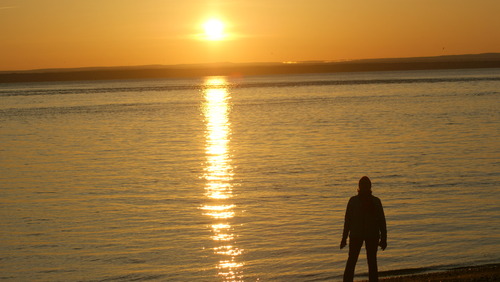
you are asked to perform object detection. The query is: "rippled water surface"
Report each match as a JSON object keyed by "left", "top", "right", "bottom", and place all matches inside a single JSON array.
[{"left": 1, "top": 69, "right": 499, "bottom": 281}]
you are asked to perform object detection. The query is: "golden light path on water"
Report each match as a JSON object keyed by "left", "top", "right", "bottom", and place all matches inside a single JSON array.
[{"left": 201, "top": 77, "right": 243, "bottom": 281}]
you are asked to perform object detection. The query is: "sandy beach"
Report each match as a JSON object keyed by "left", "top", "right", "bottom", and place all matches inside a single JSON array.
[{"left": 363, "top": 264, "right": 500, "bottom": 281}]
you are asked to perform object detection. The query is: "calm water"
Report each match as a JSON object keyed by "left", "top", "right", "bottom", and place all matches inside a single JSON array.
[{"left": 1, "top": 69, "right": 499, "bottom": 281}]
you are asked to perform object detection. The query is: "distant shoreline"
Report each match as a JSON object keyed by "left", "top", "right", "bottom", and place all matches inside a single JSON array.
[{"left": 1, "top": 53, "right": 500, "bottom": 83}]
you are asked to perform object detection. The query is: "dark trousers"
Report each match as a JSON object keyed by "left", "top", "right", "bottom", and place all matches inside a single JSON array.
[{"left": 343, "top": 237, "right": 379, "bottom": 282}]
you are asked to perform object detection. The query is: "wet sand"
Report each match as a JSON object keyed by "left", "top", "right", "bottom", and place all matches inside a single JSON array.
[{"left": 366, "top": 263, "right": 500, "bottom": 281}]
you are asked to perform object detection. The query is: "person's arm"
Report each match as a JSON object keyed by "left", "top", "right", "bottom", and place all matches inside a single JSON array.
[
  {"left": 378, "top": 199, "right": 387, "bottom": 250},
  {"left": 340, "top": 198, "right": 352, "bottom": 249}
]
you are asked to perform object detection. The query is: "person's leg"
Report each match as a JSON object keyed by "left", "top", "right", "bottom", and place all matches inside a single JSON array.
[
  {"left": 365, "top": 237, "right": 379, "bottom": 281},
  {"left": 343, "top": 237, "right": 363, "bottom": 282}
]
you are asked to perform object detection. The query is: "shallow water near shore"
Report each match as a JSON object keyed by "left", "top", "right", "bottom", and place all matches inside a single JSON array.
[{"left": 1, "top": 68, "right": 499, "bottom": 281}]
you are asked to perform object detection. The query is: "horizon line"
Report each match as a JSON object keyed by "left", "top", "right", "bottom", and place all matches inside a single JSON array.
[
  {"left": 2, "top": 52, "right": 500, "bottom": 74},
  {"left": 1, "top": 53, "right": 500, "bottom": 84}
]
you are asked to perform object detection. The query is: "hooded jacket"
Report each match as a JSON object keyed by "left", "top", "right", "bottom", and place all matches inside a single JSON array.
[{"left": 342, "top": 195, "right": 387, "bottom": 241}]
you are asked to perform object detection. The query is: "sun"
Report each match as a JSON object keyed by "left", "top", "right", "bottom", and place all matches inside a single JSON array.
[{"left": 203, "top": 19, "right": 226, "bottom": 41}]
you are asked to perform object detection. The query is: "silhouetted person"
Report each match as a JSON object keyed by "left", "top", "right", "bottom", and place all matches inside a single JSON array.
[{"left": 340, "top": 176, "right": 387, "bottom": 282}]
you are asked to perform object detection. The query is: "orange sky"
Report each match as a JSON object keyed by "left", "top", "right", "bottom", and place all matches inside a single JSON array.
[{"left": 1, "top": 0, "right": 499, "bottom": 71}]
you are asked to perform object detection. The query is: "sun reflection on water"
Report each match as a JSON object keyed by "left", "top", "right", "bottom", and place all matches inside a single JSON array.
[{"left": 201, "top": 77, "right": 243, "bottom": 281}]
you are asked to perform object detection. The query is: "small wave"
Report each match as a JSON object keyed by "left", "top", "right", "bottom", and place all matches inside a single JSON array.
[
  {"left": 97, "top": 273, "right": 168, "bottom": 281},
  {"left": 37, "top": 269, "right": 76, "bottom": 274},
  {"left": 0, "top": 84, "right": 200, "bottom": 97},
  {"left": 465, "top": 91, "right": 499, "bottom": 96},
  {"left": 234, "top": 76, "right": 500, "bottom": 90},
  {"left": 0, "top": 101, "right": 198, "bottom": 117},
  {"left": 1, "top": 76, "right": 499, "bottom": 97}
]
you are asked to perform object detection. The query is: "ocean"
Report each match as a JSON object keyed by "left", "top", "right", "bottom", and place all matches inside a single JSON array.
[{"left": 1, "top": 68, "right": 499, "bottom": 281}]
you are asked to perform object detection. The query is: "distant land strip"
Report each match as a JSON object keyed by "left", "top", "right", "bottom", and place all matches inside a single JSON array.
[{"left": 1, "top": 53, "right": 499, "bottom": 83}]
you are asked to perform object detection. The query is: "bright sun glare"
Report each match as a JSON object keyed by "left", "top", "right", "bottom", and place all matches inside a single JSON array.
[{"left": 203, "top": 19, "right": 225, "bottom": 41}]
